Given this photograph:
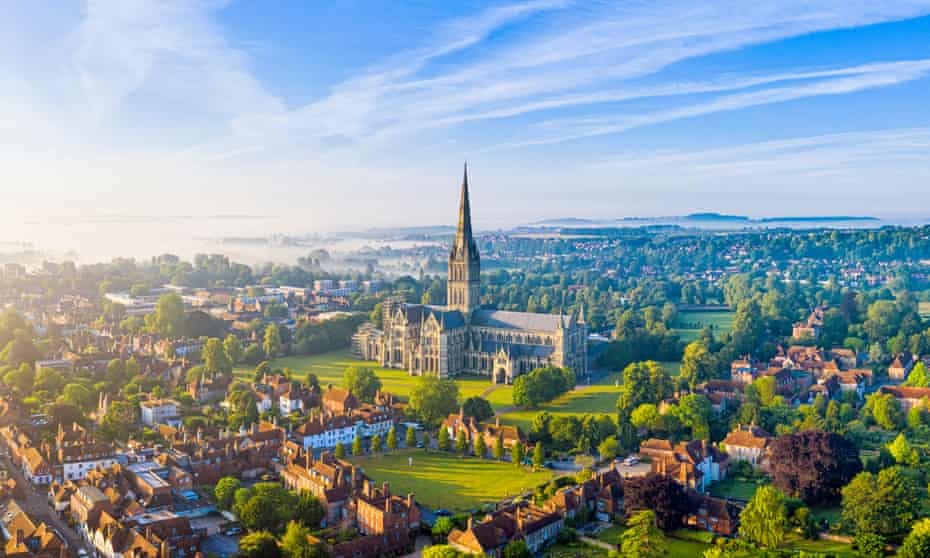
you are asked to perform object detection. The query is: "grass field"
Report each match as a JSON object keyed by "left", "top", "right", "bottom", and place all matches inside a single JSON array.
[
  {"left": 497, "top": 372, "right": 622, "bottom": 430},
  {"left": 234, "top": 349, "right": 510, "bottom": 407},
  {"left": 674, "top": 310, "right": 735, "bottom": 342},
  {"left": 348, "top": 449, "right": 556, "bottom": 512},
  {"left": 708, "top": 478, "right": 761, "bottom": 501}
]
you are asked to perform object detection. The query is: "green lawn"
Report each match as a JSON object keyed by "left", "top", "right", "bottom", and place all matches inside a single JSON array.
[
  {"left": 708, "top": 478, "right": 761, "bottom": 501},
  {"left": 674, "top": 310, "right": 735, "bottom": 342},
  {"left": 234, "top": 349, "right": 508, "bottom": 405},
  {"left": 349, "top": 449, "right": 556, "bottom": 512},
  {"left": 497, "top": 373, "right": 623, "bottom": 430},
  {"left": 783, "top": 534, "right": 854, "bottom": 557}
]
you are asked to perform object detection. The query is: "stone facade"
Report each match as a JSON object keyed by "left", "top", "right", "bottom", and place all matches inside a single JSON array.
[{"left": 355, "top": 166, "right": 587, "bottom": 384}]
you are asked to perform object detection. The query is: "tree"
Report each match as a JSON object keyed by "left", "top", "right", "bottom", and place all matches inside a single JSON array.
[
  {"left": 151, "top": 293, "right": 186, "bottom": 338},
  {"left": 352, "top": 433, "right": 362, "bottom": 456},
  {"left": 598, "top": 436, "right": 619, "bottom": 462},
  {"left": 406, "top": 426, "right": 417, "bottom": 448},
  {"left": 503, "top": 540, "right": 532, "bottom": 558},
  {"left": 462, "top": 396, "right": 494, "bottom": 422},
  {"left": 904, "top": 362, "right": 930, "bottom": 387},
  {"left": 343, "top": 367, "right": 382, "bottom": 403},
  {"left": 281, "top": 521, "right": 326, "bottom": 558},
  {"left": 617, "top": 361, "right": 672, "bottom": 417},
  {"left": 243, "top": 344, "right": 265, "bottom": 365},
  {"left": 334, "top": 442, "right": 345, "bottom": 459},
  {"left": 224, "top": 334, "right": 244, "bottom": 364},
  {"left": 432, "top": 516, "right": 455, "bottom": 540},
  {"left": 680, "top": 341, "right": 715, "bottom": 388},
  {"left": 238, "top": 531, "right": 281, "bottom": 558},
  {"left": 203, "top": 337, "right": 232, "bottom": 374},
  {"left": 264, "top": 324, "right": 282, "bottom": 359},
  {"left": 61, "top": 383, "right": 94, "bottom": 409},
  {"left": 842, "top": 467, "right": 920, "bottom": 537},
  {"left": 511, "top": 441, "right": 525, "bottom": 466},
  {"left": 3, "top": 363, "right": 34, "bottom": 394},
  {"left": 408, "top": 375, "right": 460, "bottom": 427},
  {"left": 473, "top": 435, "right": 486, "bottom": 458},
  {"left": 387, "top": 427, "right": 398, "bottom": 450},
  {"left": 438, "top": 427, "right": 450, "bottom": 451},
  {"left": 887, "top": 433, "right": 920, "bottom": 466},
  {"left": 294, "top": 492, "right": 325, "bottom": 529},
  {"left": 215, "top": 477, "right": 242, "bottom": 510},
  {"left": 853, "top": 533, "right": 885, "bottom": 558},
  {"left": 620, "top": 510, "right": 666, "bottom": 558},
  {"left": 371, "top": 434, "right": 382, "bottom": 453},
  {"left": 768, "top": 430, "right": 862, "bottom": 505},
  {"left": 899, "top": 518, "right": 930, "bottom": 558},
  {"left": 622, "top": 473, "right": 688, "bottom": 530},
  {"left": 532, "top": 443, "right": 545, "bottom": 469},
  {"left": 739, "top": 485, "right": 786, "bottom": 549},
  {"left": 493, "top": 436, "right": 505, "bottom": 461},
  {"left": 865, "top": 393, "right": 905, "bottom": 430},
  {"left": 670, "top": 394, "right": 712, "bottom": 440},
  {"left": 455, "top": 430, "right": 468, "bottom": 454}
]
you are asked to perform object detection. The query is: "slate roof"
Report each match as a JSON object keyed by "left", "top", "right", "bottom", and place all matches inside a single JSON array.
[{"left": 472, "top": 309, "right": 567, "bottom": 331}]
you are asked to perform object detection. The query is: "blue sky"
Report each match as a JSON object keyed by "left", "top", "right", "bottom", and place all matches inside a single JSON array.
[{"left": 3, "top": 1, "right": 930, "bottom": 231}]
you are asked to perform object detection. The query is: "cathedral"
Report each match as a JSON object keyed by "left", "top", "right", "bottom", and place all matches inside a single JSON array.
[{"left": 353, "top": 166, "right": 587, "bottom": 384}]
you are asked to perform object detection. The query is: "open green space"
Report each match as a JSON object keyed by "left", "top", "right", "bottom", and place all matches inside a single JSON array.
[
  {"left": 674, "top": 310, "right": 735, "bottom": 342},
  {"left": 234, "top": 349, "right": 508, "bottom": 407},
  {"left": 708, "top": 478, "right": 761, "bottom": 501},
  {"left": 349, "top": 449, "right": 556, "bottom": 513},
  {"left": 497, "top": 372, "right": 622, "bottom": 431}
]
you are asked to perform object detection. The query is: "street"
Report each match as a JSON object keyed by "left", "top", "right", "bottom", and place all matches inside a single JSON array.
[{"left": 2, "top": 455, "right": 86, "bottom": 552}]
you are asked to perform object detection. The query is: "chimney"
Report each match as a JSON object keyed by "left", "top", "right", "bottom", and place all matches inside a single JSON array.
[
  {"left": 407, "top": 494, "right": 415, "bottom": 510},
  {"left": 495, "top": 416, "right": 500, "bottom": 427},
  {"left": 382, "top": 481, "right": 390, "bottom": 497},
  {"left": 160, "top": 539, "right": 171, "bottom": 558},
  {"left": 305, "top": 451, "right": 310, "bottom": 469},
  {"left": 467, "top": 516, "right": 473, "bottom": 530},
  {"left": 16, "top": 529, "right": 24, "bottom": 546}
]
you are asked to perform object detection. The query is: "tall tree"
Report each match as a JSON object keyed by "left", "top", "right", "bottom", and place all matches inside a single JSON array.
[
  {"left": 620, "top": 510, "right": 667, "bottom": 558},
  {"left": 151, "top": 293, "right": 186, "bottom": 338},
  {"left": 680, "top": 341, "right": 715, "bottom": 389},
  {"left": 238, "top": 531, "right": 282, "bottom": 558},
  {"left": 264, "top": 324, "right": 282, "bottom": 359},
  {"left": 343, "top": 366, "right": 382, "bottom": 402},
  {"left": 408, "top": 375, "right": 460, "bottom": 427},
  {"left": 511, "top": 441, "right": 525, "bottom": 466},
  {"left": 622, "top": 473, "right": 688, "bottom": 530},
  {"left": 738, "top": 485, "right": 787, "bottom": 550},
  {"left": 842, "top": 467, "right": 920, "bottom": 537},
  {"left": 203, "top": 337, "right": 232, "bottom": 374},
  {"left": 224, "top": 333, "right": 244, "bottom": 364},
  {"left": 768, "top": 430, "right": 861, "bottom": 505}
]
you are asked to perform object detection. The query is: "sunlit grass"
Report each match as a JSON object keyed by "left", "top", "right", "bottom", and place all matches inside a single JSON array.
[{"left": 349, "top": 449, "right": 555, "bottom": 512}]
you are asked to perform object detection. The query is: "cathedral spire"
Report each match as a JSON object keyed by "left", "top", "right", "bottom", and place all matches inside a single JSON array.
[
  {"left": 448, "top": 163, "right": 481, "bottom": 316},
  {"left": 455, "top": 162, "right": 475, "bottom": 257}
]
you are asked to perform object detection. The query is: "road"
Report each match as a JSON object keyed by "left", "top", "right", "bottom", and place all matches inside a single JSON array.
[{"left": 2, "top": 455, "right": 86, "bottom": 551}]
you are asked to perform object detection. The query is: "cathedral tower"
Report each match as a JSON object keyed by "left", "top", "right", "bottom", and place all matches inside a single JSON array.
[{"left": 447, "top": 163, "right": 481, "bottom": 316}]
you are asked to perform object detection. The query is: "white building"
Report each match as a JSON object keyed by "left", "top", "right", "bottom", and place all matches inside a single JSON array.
[{"left": 139, "top": 399, "right": 180, "bottom": 427}]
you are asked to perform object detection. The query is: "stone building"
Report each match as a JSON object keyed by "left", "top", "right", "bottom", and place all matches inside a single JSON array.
[{"left": 355, "top": 166, "right": 587, "bottom": 383}]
